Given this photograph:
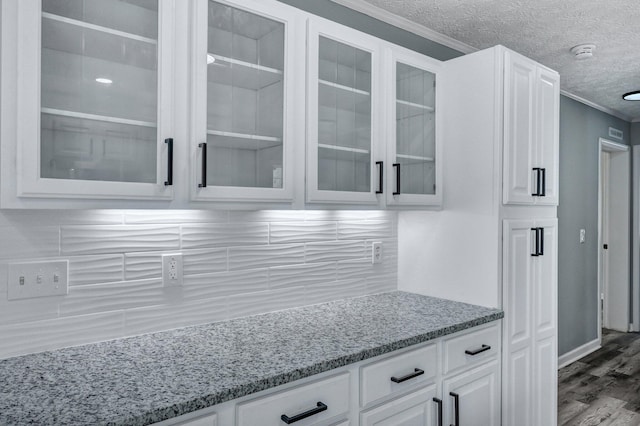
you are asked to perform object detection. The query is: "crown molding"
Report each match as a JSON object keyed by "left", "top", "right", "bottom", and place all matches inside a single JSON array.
[
  {"left": 560, "top": 90, "right": 632, "bottom": 122},
  {"left": 329, "top": 0, "right": 477, "bottom": 55}
]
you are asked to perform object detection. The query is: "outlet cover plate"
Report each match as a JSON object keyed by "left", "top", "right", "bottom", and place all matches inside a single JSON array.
[
  {"left": 8, "top": 260, "right": 69, "bottom": 300},
  {"left": 162, "top": 253, "right": 183, "bottom": 287}
]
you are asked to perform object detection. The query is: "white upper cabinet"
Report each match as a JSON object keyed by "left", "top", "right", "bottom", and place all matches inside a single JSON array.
[
  {"left": 190, "top": 0, "right": 302, "bottom": 203},
  {"left": 385, "top": 47, "right": 442, "bottom": 207},
  {"left": 503, "top": 50, "right": 559, "bottom": 206},
  {"left": 306, "top": 18, "right": 383, "bottom": 206},
  {"left": 1, "top": 0, "right": 175, "bottom": 206}
]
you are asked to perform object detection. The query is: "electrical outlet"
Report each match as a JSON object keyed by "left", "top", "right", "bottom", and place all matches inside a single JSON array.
[
  {"left": 162, "top": 253, "right": 183, "bottom": 287},
  {"left": 579, "top": 228, "right": 586, "bottom": 244},
  {"left": 372, "top": 241, "right": 383, "bottom": 264},
  {"left": 8, "top": 260, "right": 68, "bottom": 300}
]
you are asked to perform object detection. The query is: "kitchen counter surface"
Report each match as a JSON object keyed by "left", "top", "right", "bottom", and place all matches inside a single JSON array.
[{"left": 0, "top": 291, "right": 503, "bottom": 425}]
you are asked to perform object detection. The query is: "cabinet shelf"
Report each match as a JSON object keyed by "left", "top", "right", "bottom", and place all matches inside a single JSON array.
[
  {"left": 319, "top": 79, "right": 370, "bottom": 96},
  {"left": 208, "top": 53, "right": 283, "bottom": 91},
  {"left": 41, "top": 108, "right": 156, "bottom": 128},
  {"left": 42, "top": 12, "right": 157, "bottom": 45},
  {"left": 396, "top": 153, "right": 434, "bottom": 162},
  {"left": 396, "top": 99, "right": 434, "bottom": 112},
  {"left": 207, "top": 129, "right": 282, "bottom": 150}
]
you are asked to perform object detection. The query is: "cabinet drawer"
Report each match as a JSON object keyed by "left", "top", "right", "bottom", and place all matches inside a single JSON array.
[
  {"left": 360, "top": 343, "right": 437, "bottom": 407},
  {"left": 236, "top": 373, "right": 350, "bottom": 426},
  {"left": 443, "top": 324, "right": 500, "bottom": 375},
  {"left": 176, "top": 413, "right": 217, "bottom": 426}
]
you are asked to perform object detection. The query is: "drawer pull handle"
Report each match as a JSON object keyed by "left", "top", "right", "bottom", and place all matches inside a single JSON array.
[
  {"left": 450, "top": 392, "right": 459, "bottom": 426},
  {"left": 433, "top": 397, "right": 443, "bottom": 426},
  {"left": 390, "top": 368, "right": 424, "bottom": 383},
  {"left": 280, "top": 401, "right": 327, "bottom": 424},
  {"left": 465, "top": 344, "right": 491, "bottom": 356}
]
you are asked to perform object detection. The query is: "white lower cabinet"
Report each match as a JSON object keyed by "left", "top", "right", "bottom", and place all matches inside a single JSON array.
[
  {"left": 442, "top": 361, "right": 501, "bottom": 426},
  {"left": 360, "top": 385, "right": 439, "bottom": 426},
  {"left": 155, "top": 321, "right": 501, "bottom": 426}
]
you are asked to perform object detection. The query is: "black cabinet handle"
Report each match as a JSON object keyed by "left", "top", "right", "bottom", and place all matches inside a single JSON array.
[
  {"left": 450, "top": 392, "right": 459, "bottom": 426},
  {"left": 540, "top": 168, "right": 546, "bottom": 197},
  {"left": 164, "top": 138, "right": 173, "bottom": 186},
  {"left": 390, "top": 368, "right": 424, "bottom": 383},
  {"left": 539, "top": 227, "right": 545, "bottom": 256},
  {"left": 198, "top": 142, "right": 207, "bottom": 188},
  {"left": 376, "top": 161, "right": 384, "bottom": 194},
  {"left": 531, "top": 228, "right": 539, "bottom": 257},
  {"left": 280, "top": 401, "right": 327, "bottom": 424},
  {"left": 465, "top": 344, "right": 491, "bottom": 356},
  {"left": 393, "top": 163, "right": 401, "bottom": 195},
  {"left": 433, "top": 397, "right": 443, "bottom": 426},
  {"left": 532, "top": 168, "right": 541, "bottom": 196}
]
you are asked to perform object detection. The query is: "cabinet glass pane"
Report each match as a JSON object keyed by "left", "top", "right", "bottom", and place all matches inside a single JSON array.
[
  {"left": 396, "top": 63, "right": 435, "bottom": 195},
  {"left": 206, "top": 1, "right": 284, "bottom": 189},
  {"left": 40, "top": 0, "right": 158, "bottom": 183},
  {"left": 318, "top": 37, "right": 371, "bottom": 193}
]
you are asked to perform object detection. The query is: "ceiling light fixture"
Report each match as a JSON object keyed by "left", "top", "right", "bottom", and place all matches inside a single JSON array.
[
  {"left": 622, "top": 91, "right": 640, "bottom": 101},
  {"left": 207, "top": 54, "right": 216, "bottom": 64},
  {"left": 570, "top": 44, "right": 596, "bottom": 60},
  {"left": 95, "top": 77, "right": 113, "bottom": 85}
]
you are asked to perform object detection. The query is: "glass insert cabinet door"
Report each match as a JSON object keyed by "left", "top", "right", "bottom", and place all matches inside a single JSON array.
[
  {"left": 306, "top": 19, "right": 382, "bottom": 205},
  {"left": 16, "top": 0, "right": 174, "bottom": 200},
  {"left": 192, "top": 0, "right": 299, "bottom": 202},
  {"left": 386, "top": 48, "right": 442, "bottom": 206}
]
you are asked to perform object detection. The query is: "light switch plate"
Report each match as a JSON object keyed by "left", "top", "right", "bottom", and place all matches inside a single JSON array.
[{"left": 8, "top": 260, "right": 68, "bottom": 300}]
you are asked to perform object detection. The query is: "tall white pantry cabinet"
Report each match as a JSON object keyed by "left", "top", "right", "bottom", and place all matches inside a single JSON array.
[{"left": 399, "top": 45, "right": 559, "bottom": 426}]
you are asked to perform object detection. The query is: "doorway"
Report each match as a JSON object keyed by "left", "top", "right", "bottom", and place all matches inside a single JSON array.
[{"left": 598, "top": 138, "right": 630, "bottom": 334}]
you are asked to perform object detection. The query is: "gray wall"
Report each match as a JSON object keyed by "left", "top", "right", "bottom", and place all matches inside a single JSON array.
[
  {"left": 631, "top": 122, "right": 640, "bottom": 145},
  {"left": 279, "top": 0, "right": 635, "bottom": 358},
  {"left": 558, "top": 96, "right": 631, "bottom": 356}
]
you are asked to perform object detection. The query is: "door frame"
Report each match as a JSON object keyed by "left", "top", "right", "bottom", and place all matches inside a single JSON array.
[
  {"left": 598, "top": 138, "right": 631, "bottom": 335},
  {"left": 632, "top": 146, "right": 640, "bottom": 332}
]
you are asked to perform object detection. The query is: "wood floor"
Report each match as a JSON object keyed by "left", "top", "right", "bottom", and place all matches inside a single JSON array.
[{"left": 559, "top": 329, "right": 640, "bottom": 425}]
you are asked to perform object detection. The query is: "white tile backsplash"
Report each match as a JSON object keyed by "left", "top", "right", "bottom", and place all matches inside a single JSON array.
[{"left": 0, "top": 210, "right": 397, "bottom": 359}]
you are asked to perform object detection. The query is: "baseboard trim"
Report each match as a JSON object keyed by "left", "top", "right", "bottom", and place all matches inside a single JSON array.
[{"left": 558, "top": 338, "right": 601, "bottom": 369}]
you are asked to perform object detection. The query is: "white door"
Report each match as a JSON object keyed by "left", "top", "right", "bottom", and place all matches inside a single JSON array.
[
  {"left": 360, "top": 385, "right": 439, "bottom": 426},
  {"left": 600, "top": 140, "right": 631, "bottom": 332},
  {"left": 502, "top": 220, "right": 535, "bottom": 426},
  {"left": 306, "top": 17, "right": 382, "bottom": 205},
  {"left": 503, "top": 50, "right": 536, "bottom": 205},
  {"left": 385, "top": 46, "right": 442, "bottom": 207},
  {"left": 442, "top": 361, "right": 500, "bottom": 426},
  {"left": 533, "top": 67, "right": 560, "bottom": 206},
  {"left": 11, "top": 0, "right": 175, "bottom": 201},
  {"left": 191, "top": 0, "right": 301, "bottom": 203}
]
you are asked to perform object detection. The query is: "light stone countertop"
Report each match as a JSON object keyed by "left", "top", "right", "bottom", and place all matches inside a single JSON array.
[{"left": 0, "top": 291, "right": 503, "bottom": 426}]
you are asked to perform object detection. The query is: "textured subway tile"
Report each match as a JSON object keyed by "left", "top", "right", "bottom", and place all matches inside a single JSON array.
[
  {"left": 181, "top": 223, "right": 268, "bottom": 249},
  {"left": 183, "top": 248, "right": 227, "bottom": 276},
  {"left": 182, "top": 269, "right": 269, "bottom": 299},
  {"left": 0, "top": 311, "right": 124, "bottom": 360},
  {"left": 68, "top": 254, "right": 124, "bottom": 286},
  {"left": 270, "top": 222, "right": 337, "bottom": 244},
  {"left": 226, "top": 286, "right": 307, "bottom": 319},
  {"left": 305, "top": 279, "right": 366, "bottom": 305},
  {"left": 0, "top": 210, "right": 124, "bottom": 227},
  {"left": 305, "top": 240, "right": 366, "bottom": 263},
  {"left": 61, "top": 225, "right": 180, "bottom": 255},
  {"left": 124, "top": 296, "right": 228, "bottom": 336},
  {"left": 58, "top": 278, "right": 166, "bottom": 316},
  {"left": 0, "top": 226, "right": 59, "bottom": 260},
  {"left": 0, "top": 297, "right": 60, "bottom": 326},
  {"left": 337, "top": 259, "right": 378, "bottom": 281},
  {"left": 124, "top": 252, "right": 162, "bottom": 281},
  {"left": 228, "top": 244, "right": 305, "bottom": 271},
  {"left": 305, "top": 210, "right": 393, "bottom": 221},
  {"left": 229, "top": 210, "right": 306, "bottom": 223},
  {"left": 338, "top": 220, "right": 392, "bottom": 240},
  {"left": 124, "top": 210, "right": 228, "bottom": 224},
  {"left": 366, "top": 275, "right": 397, "bottom": 294},
  {"left": 269, "top": 262, "right": 336, "bottom": 289}
]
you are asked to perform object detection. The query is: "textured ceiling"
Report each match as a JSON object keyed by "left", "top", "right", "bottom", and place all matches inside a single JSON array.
[{"left": 355, "top": 0, "right": 640, "bottom": 121}]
